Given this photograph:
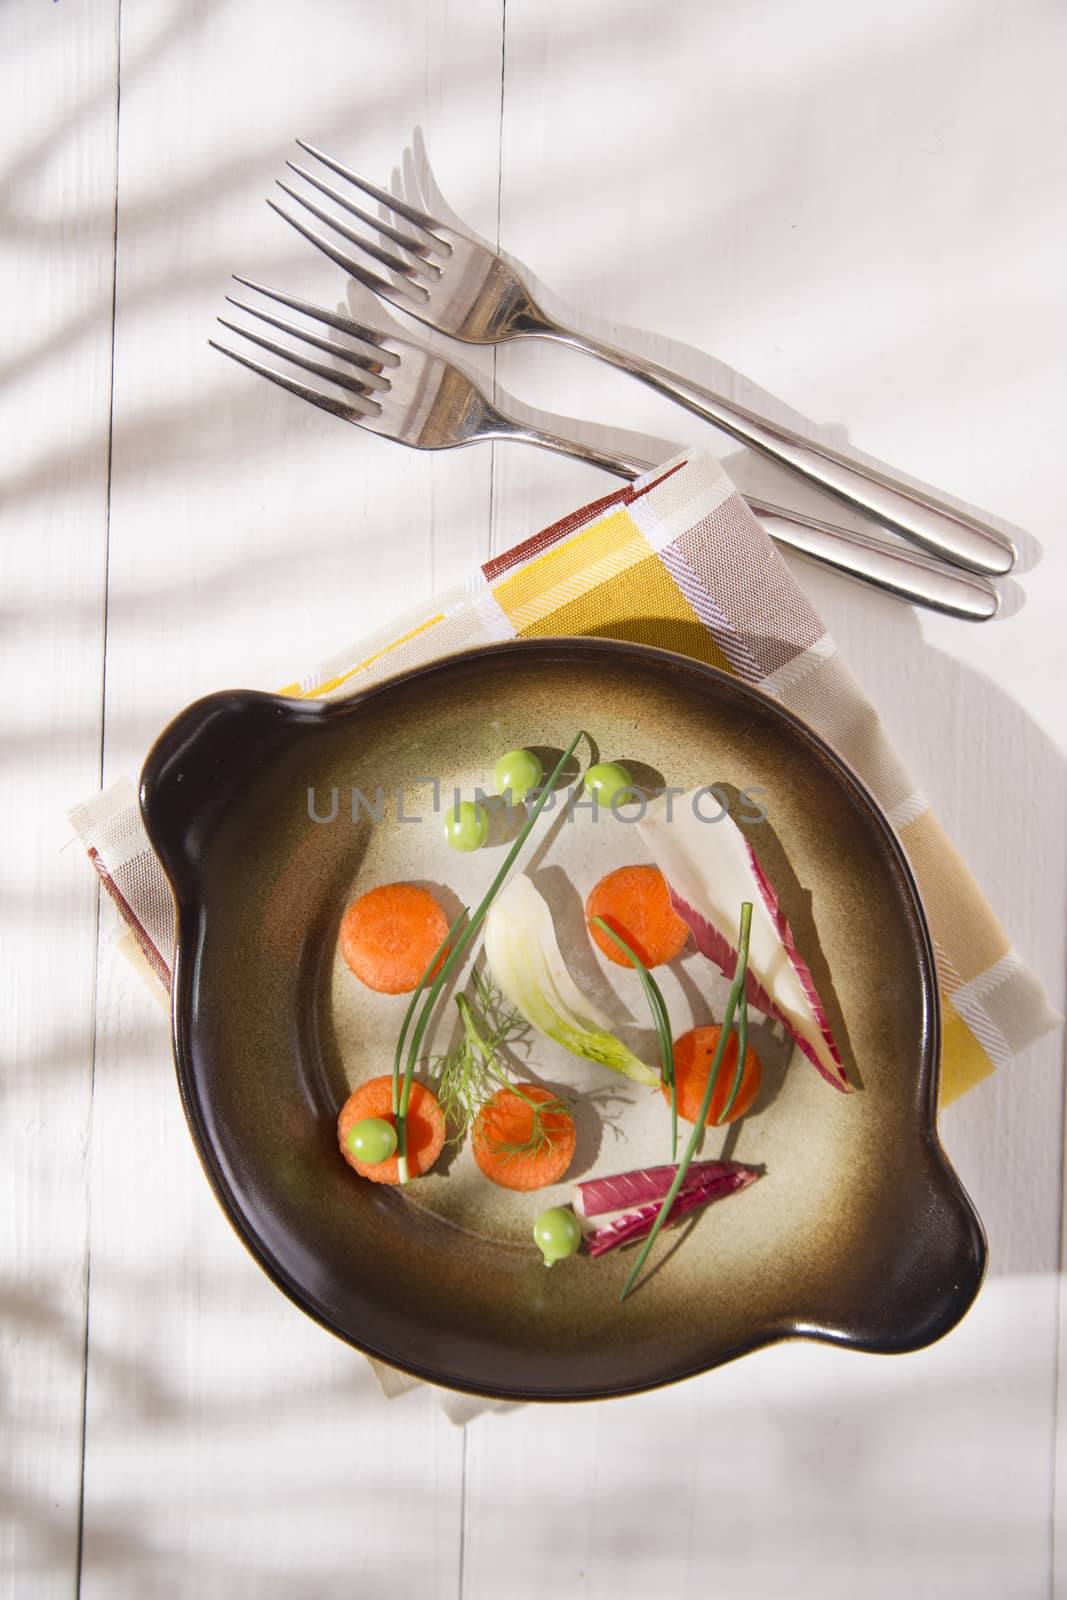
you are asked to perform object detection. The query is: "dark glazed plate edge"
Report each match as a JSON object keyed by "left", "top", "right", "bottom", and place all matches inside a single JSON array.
[{"left": 139, "top": 638, "right": 988, "bottom": 1401}]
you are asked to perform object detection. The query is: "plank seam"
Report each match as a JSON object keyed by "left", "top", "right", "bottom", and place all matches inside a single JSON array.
[
  {"left": 487, "top": 0, "right": 507, "bottom": 561},
  {"left": 75, "top": 0, "right": 122, "bottom": 1589},
  {"left": 1051, "top": 1089, "right": 1067, "bottom": 1597},
  {"left": 457, "top": 1426, "right": 468, "bottom": 1600},
  {"left": 461, "top": 16, "right": 506, "bottom": 1585}
]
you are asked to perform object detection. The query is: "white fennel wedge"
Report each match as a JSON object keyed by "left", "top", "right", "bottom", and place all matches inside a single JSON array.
[{"left": 484, "top": 875, "right": 659, "bottom": 1088}]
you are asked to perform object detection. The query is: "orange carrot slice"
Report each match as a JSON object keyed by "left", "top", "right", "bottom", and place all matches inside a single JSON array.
[
  {"left": 586, "top": 864, "right": 690, "bottom": 969},
  {"left": 664, "top": 1025, "right": 762, "bottom": 1127},
  {"left": 340, "top": 883, "right": 451, "bottom": 995},
  {"left": 472, "top": 1085, "right": 576, "bottom": 1192},
  {"left": 337, "top": 1074, "right": 446, "bottom": 1184}
]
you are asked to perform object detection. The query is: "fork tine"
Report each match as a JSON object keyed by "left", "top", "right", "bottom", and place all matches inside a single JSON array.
[
  {"left": 231, "top": 276, "right": 401, "bottom": 363},
  {"left": 223, "top": 295, "right": 391, "bottom": 390},
  {"left": 266, "top": 198, "right": 409, "bottom": 305},
  {"left": 209, "top": 340, "right": 378, "bottom": 425},
  {"left": 215, "top": 317, "right": 382, "bottom": 408},
  {"left": 294, "top": 139, "right": 445, "bottom": 240},
  {"left": 276, "top": 180, "right": 430, "bottom": 292},
  {"left": 285, "top": 160, "right": 436, "bottom": 265}
]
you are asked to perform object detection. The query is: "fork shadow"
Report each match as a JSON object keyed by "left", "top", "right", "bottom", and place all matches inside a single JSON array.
[
  {"left": 389, "top": 127, "right": 1035, "bottom": 605},
  {"left": 229, "top": 137, "right": 1028, "bottom": 625}
]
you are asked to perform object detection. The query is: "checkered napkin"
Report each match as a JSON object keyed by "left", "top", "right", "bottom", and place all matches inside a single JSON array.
[
  {"left": 68, "top": 448, "right": 1058, "bottom": 1411},
  {"left": 71, "top": 448, "right": 1057, "bottom": 1093}
]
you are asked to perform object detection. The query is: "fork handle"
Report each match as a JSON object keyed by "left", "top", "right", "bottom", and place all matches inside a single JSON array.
[
  {"left": 743, "top": 497, "right": 999, "bottom": 621},
  {"left": 537, "top": 325, "right": 1015, "bottom": 577},
  {"left": 496, "top": 420, "right": 998, "bottom": 621}
]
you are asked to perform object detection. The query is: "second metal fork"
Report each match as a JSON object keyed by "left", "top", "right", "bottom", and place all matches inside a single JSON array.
[
  {"left": 210, "top": 282, "right": 999, "bottom": 621},
  {"left": 265, "top": 141, "right": 1016, "bottom": 579}
]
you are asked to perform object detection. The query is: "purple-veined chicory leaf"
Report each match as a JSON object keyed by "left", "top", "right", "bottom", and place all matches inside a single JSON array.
[
  {"left": 574, "top": 1158, "right": 754, "bottom": 1218},
  {"left": 573, "top": 1160, "right": 760, "bottom": 1257},
  {"left": 638, "top": 791, "right": 849, "bottom": 1092}
]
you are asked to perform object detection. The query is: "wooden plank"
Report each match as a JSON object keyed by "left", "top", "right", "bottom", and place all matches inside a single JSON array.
[
  {"left": 465, "top": 1281, "right": 1055, "bottom": 1600},
  {"left": 79, "top": 2, "right": 506, "bottom": 1593},
  {"left": 466, "top": 0, "right": 1067, "bottom": 1593},
  {"left": 80, "top": 951, "right": 469, "bottom": 1598},
  {"left": 0, "top": 2, "right": 119, "bottom": 1593}
]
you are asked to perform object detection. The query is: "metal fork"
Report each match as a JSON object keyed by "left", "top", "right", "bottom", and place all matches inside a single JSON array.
[
  {"left": 209, "top": 281, "right": 998, "bottom": 621},
  {"left": 267, "top": 141, "right": 1015, "bottom": 580}
]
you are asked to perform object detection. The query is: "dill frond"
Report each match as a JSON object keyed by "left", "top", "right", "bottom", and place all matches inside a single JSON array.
[
  {"left": 432, "top": 976, "right": 531, "bottom": 1143},
  {"left": 488, "top": 1093, "right": 572, "bottom": 1163},
  {"left": 432, "top": 973, "right": 569, "bottom": 1161}
]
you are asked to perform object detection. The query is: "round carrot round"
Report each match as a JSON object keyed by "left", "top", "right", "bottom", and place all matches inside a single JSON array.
[
  {"left": 337, "top": 1074, "right": 446, "bottom": 1184},
  {"left": 586, "top": 864, "right": 691, "bottom": 969},
  {"left": 472, "top": 1085, "right": 576, "bottom": 1192},
  {"left": 340, "top": 883, "right": 450, "bottom": 994},
  {"left": 664, "top": 1026, "right": 763, "bottom": 1127}
]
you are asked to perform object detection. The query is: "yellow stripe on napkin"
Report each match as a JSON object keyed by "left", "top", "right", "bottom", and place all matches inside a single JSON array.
[{"left": 494, "top": 508, "right": 733, "bottom": 672}]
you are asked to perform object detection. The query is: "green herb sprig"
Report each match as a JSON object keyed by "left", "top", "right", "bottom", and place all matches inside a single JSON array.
[
  {"left": 591, "top": 916, "right": 678, "bottom": 1160},
  {"left": 454, "top": 985, "right": 572, "bottom": 1164},
  {"left": 435, "top": 978, "right": 570, "bottom": 1163},
  {"left": 392, "top": 909, "right": 468, "bottom": 1116},
  {"left": 484, "top": 1095, "right": 573, "bottom": 1165},
  {"left": 394, "top": 730, "right": 585, "bottom": 1183},
  {"left": 620, "top": 902, "right": 753, "bottom": 1302},
  {"left": 434, "top": 974, "right": 527, "bottom": 1138},
  {"left": 718, "top": 959, "right": 750, "bottom": 1125}
]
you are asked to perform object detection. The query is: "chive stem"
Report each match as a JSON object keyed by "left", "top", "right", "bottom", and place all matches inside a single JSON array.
[
  {"left": 591, "top": 916, "right": 677, "bottom": 1159},
  {"left": 394, "top": 730, "right": 585, "bottom": 1182},
  {"left": 717, "top": 965, "right": 750, "bottom": 1124},
  {"left": 620, "top": 902, "right": 753, "bottom": 1301},
  {"left": 392, "top": 908, "right": 468, "bottom": 1115}
]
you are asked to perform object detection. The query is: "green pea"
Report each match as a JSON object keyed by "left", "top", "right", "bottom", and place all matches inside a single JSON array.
[
  {"left": 347, "top": 1117, "right": 398, "bottom": 1164},
  {"left": 493, "top": 748, "right": 543, "bottom": 804},
  {"left": 584, "top": 761, "right": 632, "bottom": 809},
  {"left": 444, "top": 800, "right": 489, "bottom": 852},
  {"left": 532, "top": 1206, "right": 582, "bottom": 1268}
]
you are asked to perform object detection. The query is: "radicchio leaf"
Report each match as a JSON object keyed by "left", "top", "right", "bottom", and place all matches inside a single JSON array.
[
  {"left": 574, "top": 1162, "right": 760, "bottom": 1257},
  {"left": 574, "top": 1158, "right": 754, "bottom": 1219},
  {"left": 639, "top": 792, "right": 849, "bottom": 1092}
]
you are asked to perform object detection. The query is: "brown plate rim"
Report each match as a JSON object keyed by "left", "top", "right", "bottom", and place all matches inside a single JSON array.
[{"left": 139, "top": 637, "right": 987, "bottom": 1401}]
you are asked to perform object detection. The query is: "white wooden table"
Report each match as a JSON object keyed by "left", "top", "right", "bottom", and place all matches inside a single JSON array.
[{"left": 4, "top": 2, "right": 1066, "bottom": 1594}]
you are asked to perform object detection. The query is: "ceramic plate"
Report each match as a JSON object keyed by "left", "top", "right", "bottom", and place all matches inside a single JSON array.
[{"left": 139, "top": 639, "right": 985, "bottom": 1400}]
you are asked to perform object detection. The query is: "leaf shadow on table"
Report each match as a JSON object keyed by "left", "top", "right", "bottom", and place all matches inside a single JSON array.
[
  {"left": 0, "top": 1244, "right": 465, "bottom": 1590},
  {"left": 0, "top": 0, "right": 653, "bottom": 444},
  {"left": 455, "top": 1265, "right": 1057, "bottom": 1586},
  {"left": 8, "top": 9, "right": 1065, "bottom": 1586}
]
